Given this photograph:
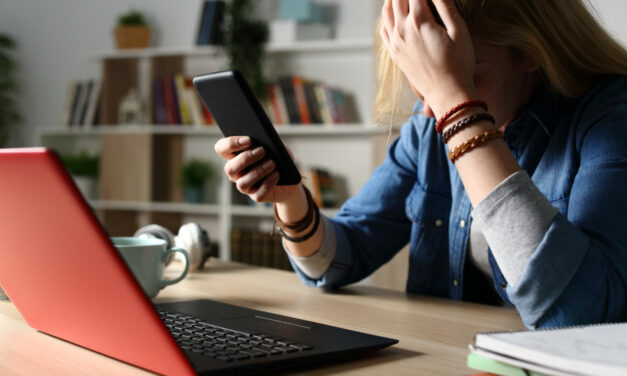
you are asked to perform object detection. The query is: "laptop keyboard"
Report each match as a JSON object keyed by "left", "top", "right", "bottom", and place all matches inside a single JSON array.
[{"left": 157, "top": 309, "right": 314, "bottom": 362}]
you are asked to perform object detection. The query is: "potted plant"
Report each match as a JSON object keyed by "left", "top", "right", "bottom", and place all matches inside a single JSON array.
[
  {"left": 0, "top": 33, "right": 21, "bottom": 147},
  {"left": 114, "top": 10, "right": 151, "bottom": 49},
  {"left": 224, "top": 0, "right": 269, "bottom": 99},
  {"left": 181, "top": 159, "right": 215, "bottom": 203},
  {"left": 60, "top": 151, "right": 100, "bottom": 199}
]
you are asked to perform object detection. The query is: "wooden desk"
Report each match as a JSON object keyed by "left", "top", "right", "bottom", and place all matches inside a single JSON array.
[{"left": 0, "top": 262, "right": 524, "bottom": 375}]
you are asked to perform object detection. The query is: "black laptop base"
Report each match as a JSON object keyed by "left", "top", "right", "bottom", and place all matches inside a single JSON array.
[{"left": 155, "top": 299, "right": 397, "bottom": 375}]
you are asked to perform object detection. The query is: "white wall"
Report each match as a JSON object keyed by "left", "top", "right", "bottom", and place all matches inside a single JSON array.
[
  {"left": 0, "top": 0, "right": 626, "bottom": 146},
  {"left": 0, "top": 0, "right": 203, "bottom": 145},
  {"left": 0, "top": 0, "right": 376, "bottom": 146}
]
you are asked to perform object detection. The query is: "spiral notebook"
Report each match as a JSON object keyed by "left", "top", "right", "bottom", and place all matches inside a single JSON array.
[{"left": 469, "top": 322, "right": 627, "bottom": 376}]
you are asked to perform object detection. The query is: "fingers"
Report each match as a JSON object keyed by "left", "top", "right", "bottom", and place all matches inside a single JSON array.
[
  {"left": 214, "top": 136, "right": 252, "bottom": 159},
  {"left": 431, "top": 0, "right": 463, "bottom": 34},
  {"left": 409, "top": 0, "right": 436, "bottom": 26},
  {"left": 248, "top": 171, "right": 280, "bottom": 203},
  {"left": 381, "top": 0, "right": 395, "bottom": 36},
  {"left": 392, "top": 0, "right": 409, "bottom": 21},
  {"left": 224, "top": 145, "right": 266, "bottom": 181},
  {"left": 235, "top": 159, "right": 276, "bottom": 195}
]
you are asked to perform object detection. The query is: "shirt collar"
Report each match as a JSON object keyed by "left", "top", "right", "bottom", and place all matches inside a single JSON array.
[{"left": 507, "top": 85, "right": 568, "bottom": 137}]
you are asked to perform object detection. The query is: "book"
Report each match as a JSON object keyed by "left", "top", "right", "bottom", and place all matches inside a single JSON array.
[
  {"left": 82, "top": 80, "right": 101, "bottom": 126},
  {"left": 208, "top": 1, "right": 225, "bottom": 44},
  {"left": 77, "top": 80, "right": 94, "bottom": 126},
  {"left": 278, "top": 77, "right": 300, "bottom": 124},
  {"left": 269, "top": 19, "right": 331, "bottom": 43},
  {"left": 68, "top": 82, "right": 85, "bottom": 126},
  {"left": 303, "top": 81, "right": 323, "bottom": 124},
  {"left": 62, "top": 81, "right": 79, "bottom": 127},
  {"left": 470, "top": 322, "right": 627, "bottom": 376},
  {"left": 230, "top": 229, "right": 242, "bottom": 262},
  {"left": 196, "top": 1, "right": 225, "bottom": 45},
  {"left": 162, "top": 76, "right": 178, "bottom": 124},
  {"left": 152, "top": 79, "right": 167, "bottom": 124},
  {"left": 266, "top": 84, "right": 284, "bottom": 125},
  {"left": 291, "top": 76, "right": 311, "bottom": 124},
  {"left": 185, "top": 77, "right": 205, "bottom": 126},
  {"left": 467, "top": 351, "right": 547, "bottom": 376},
  {"left": 174, "top": 74, "right": 192, "bottom": 125},
  {"left": 303, "top": 167, "right": 336, "bottom": 208},
  {"left": 314, "top": 83, "right": 333, "bottom": 125}
]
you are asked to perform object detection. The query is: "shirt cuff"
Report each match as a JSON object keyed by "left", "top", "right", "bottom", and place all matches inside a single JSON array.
[
  {"left": 472, "top": 170, "right": 558, "bottom": 287},
  {"left": 283, "top": 215, "right": 336, "bottom": 279}
]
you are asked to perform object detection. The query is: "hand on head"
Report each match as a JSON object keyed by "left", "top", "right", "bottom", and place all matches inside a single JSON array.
[{"left": 379, "top": 0, "right": 478, "bottom": 118}]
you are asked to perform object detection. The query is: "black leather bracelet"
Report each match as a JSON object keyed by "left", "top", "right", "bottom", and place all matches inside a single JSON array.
[{"left": 277, "top": 204, "right": 320, "bottom": 243}]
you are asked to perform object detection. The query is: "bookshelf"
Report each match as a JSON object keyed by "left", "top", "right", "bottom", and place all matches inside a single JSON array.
[{"left": 37, "top": 1, "right": 392, "bottom": 265}]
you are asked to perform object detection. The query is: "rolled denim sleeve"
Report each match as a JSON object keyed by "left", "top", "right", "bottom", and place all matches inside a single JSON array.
[
  {"left": 288, "top": 115, "right": 421, "bottom": 288},
  {"left": 508, "top": 98, "right": 627, "bottom": 328}
]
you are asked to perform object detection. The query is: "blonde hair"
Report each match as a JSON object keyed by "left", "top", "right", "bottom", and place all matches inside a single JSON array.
[{"left": 375, "top": 0, "right": 627, "bottom": 124}]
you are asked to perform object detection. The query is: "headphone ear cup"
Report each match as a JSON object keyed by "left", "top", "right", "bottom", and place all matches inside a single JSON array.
[
  {"left": 133, "top": 224, "right": 176, "bottom": 268},
  {"left": 176, "top": 223, "right": 210, "bottom": 270},
  {"left": 134, "top": 224, "right": 176, "bottom": 248}
]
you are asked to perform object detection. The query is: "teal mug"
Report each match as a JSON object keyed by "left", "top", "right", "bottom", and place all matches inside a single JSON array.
[{"left": 112, "top": 237, "right": 190, "bottom": 299}]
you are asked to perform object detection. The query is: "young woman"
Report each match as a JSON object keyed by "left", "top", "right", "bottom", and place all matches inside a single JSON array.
[{"left": 215, "top": 0, "right": 627, "bottom": 329}]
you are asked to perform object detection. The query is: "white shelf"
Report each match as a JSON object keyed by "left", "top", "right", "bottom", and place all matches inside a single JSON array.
[
  {"left": 89, "top": 38, "right": 373, "bottom": 60},
  {"left": 38, "top": 124, "right": 387, "bottom": 137},
  {"left": 88, "top": 200, "right": 339, "bottom": 218},
  {"left": 231, "top": 205, "right": 339, "bottom": 217},
  {"left": 89, "top": 200, "right": 221, "bottom": 215}
]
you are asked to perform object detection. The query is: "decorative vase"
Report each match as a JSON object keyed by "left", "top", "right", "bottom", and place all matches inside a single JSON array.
[
  {"left": 183, "top": 185, "right": 205, "bottom": 204},
  {"left": 73, "top": 176, "right": 99, "bottom": 199},
  {"left": 114, "top": 26, "right": 151, "bottom": 49}
]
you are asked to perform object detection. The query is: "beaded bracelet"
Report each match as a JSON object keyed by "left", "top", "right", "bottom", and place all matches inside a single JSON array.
[
  {"left": 448, "top": 129, "right": 504, "bottom": 163},
  {"left": 441, "top": 113, "right": 495, "bottom": 144},
  {"left": 436, "top": 100, "right": 488, "bottom": 134}
]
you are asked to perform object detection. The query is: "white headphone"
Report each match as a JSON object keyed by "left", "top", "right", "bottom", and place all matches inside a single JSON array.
[{"left": 134, "top": 223, "right": 216, "bottom": 270}]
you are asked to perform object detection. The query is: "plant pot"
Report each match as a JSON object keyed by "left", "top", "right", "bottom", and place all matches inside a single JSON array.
[
  {"left": 183, "top": 185, "right": 205, "bottom": 204},
  {"left": 114, "top": 26, "right": 151, "bottom": 49},
  {"left": 73, "top": 176, "right": 99, "bottom": 199}
]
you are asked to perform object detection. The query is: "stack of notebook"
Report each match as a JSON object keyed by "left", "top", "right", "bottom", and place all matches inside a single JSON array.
[{"left": 468, "top": 322, "right": 627, "bottom": 376}]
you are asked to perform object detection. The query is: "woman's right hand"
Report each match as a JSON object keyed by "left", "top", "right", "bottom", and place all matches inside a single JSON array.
[{"left": 214, "top": 136, "right": 302, "bottom": 203}]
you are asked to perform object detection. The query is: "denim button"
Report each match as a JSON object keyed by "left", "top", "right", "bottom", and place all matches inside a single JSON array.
[
  {"left": 435, "top": 219, "right": 443, "bottom": 227},
  {"left": 500, "top": 282, "right": 507, "bottom": 289},
  {"left": 459, "top": 219, "right": 466, "bottom": 228}
]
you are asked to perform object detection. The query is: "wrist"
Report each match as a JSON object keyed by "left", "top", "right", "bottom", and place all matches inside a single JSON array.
[
  {"left": 430, "top": 87, "right": 478, "bottom": 119},
  {"left": 275, "top": 184, "right": 308, "bottom": 224}
]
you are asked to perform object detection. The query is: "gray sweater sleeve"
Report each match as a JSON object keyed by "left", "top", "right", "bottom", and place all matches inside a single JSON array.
[
  {"left": 471, "top": 170, "right": 559, "bottom": 287},
  {"left": 283, "top": 215, "right": 336, "bottom": 279}
]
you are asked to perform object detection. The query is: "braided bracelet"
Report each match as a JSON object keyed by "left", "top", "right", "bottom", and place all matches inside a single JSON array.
[
  {"left": 448, "top": 129, "right": 504, "bottom": 163},
  {"left": 436, "top": 100, "right": 488, "bottom": 134},
  {"left": 441, "top": 113, "right": 495, "bottom": 144}
]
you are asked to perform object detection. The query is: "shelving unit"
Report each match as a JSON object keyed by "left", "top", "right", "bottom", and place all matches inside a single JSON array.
[{"left": 37, "top": 1, "right": 389, "bottom": 262}]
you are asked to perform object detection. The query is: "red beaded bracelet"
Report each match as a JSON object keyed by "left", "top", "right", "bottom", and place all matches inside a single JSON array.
[{"left": 436, "top": 100, "right": 488, "bottom": 134}]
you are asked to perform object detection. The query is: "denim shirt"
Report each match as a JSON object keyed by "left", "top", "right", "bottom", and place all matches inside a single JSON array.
[{"left": 290, "top": 75, "right": 627, "bottom": 329}]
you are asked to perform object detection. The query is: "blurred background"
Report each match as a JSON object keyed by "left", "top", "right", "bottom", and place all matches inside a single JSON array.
[{"left": 0, "top": 0, "right": 626, "bottom": 290}]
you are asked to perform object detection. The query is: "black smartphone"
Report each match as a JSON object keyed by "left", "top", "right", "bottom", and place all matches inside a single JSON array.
[{"left": 193, "top": 70, "right": 301, "bottom": 186}]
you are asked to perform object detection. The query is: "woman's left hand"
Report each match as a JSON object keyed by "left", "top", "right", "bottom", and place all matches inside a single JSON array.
[{"left": 380, "top": 0, "right": 477, "bottom": 118}]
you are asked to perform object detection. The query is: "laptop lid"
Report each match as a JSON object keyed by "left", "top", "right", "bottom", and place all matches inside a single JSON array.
[{"left": 0, "top": 148, "right": 195, "bottom": 376}]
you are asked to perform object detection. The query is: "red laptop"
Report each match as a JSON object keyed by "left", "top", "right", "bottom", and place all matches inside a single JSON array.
[{"left": 0, "top": 148, "right": 396, "bottom": 375}]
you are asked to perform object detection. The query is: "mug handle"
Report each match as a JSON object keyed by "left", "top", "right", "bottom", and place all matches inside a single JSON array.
[{"left": 160, "top": 247, "right": 190, "bottom": 288}]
